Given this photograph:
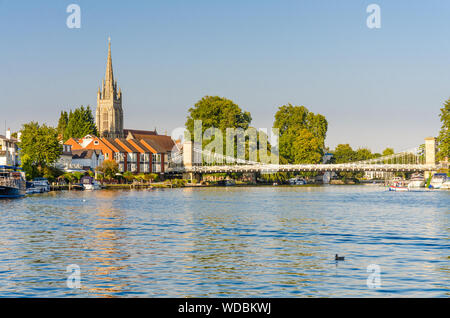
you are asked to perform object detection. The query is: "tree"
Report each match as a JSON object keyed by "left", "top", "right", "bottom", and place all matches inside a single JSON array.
[
  {"left": 355, "top": 148, "right": 373, "bottom": 161},
  {"left": 123, "top": 171, "right": 135, "bottom": 183},
  {"left": 382, "top": 148, "right": 394, "bottom": 156},
  {"left": 273, "top": 104, "right": 328, "bottom": 164},
  {"left": 437, "top": 99, "right": 450, "bottom": 161},
  {"left": 333, "top": 144, "right": 356, "bottom": 181},
  {"left": 72, "top": 172, "right": 84, "bottom": 183},
  {"left": 57, "top": 111, "right": 69, "bottom": 139},
  {"left": 292, "top": 129, "right": 323, "bottom": 164},
  {"left": 96, "top": 160, "right": 119, "bottom": 180},
  {"left": 186, "top": 96, "right": 252, "bottom": 136},
  {"left": 62, "top": 106, "right": 98, "bottom": 141},
  {"left": 19, "top": 122, "right": 62, "bottom": 178},
  {"left": 186, "top": 96, "right": 253, "bottom": 163}
]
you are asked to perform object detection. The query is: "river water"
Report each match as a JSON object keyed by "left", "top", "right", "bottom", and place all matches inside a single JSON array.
[{"left": 0, "top": 185, "right": 448, "bottom": 297}]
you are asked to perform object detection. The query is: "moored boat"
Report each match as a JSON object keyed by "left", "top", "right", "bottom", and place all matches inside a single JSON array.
[
  {"left": 80, "top": 175, "right": 102, "bottom": 190},
  {"left": 0, "top": 166, "right": 26, "bottom": 198},
  {"left": 429, "top": 173, "right": 448, "bottom": 189},
  {"left": 408, "top": 173, "right": 425, "bottom": 188},
  {"left": 32, "top": 177, "right": 50, "bottom": 193},
  {"left": 389, "top": 185, "right": 409, "bottom": 192}
]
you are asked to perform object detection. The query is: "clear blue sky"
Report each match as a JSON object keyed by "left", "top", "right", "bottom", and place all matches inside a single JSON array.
[{"left": 0, "top": 0, "right": 449, "bottom": 152}]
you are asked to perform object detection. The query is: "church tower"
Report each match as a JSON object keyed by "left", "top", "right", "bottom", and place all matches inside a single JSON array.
[{"left": 96, "top": 38, "right": 124, "bottom": 138}]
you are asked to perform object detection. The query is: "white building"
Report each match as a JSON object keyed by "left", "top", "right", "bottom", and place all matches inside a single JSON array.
[
  {"left": 0, "top": 129, "right": 20, "bottom": 167},
  {"left": 71, "top": 149, "right": 104, "bottom": 171}
]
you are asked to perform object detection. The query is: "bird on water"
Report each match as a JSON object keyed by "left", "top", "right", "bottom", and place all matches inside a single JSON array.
[{"left": 335, "top": 254, "right": 345, "bottom": 261}]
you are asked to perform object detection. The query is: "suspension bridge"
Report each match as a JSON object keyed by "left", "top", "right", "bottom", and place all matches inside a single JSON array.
[{"left": 167, "top": 137, "right": 440, "bottom": 177}]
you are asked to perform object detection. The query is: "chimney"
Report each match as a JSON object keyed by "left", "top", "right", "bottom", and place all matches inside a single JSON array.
[{"left": 6, "top": 128, "right": 11, "bottom": 139}]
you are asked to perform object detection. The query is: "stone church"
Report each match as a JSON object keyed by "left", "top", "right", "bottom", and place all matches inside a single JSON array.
[{"left": 96, "top": 39, "right": 124, "bottom": 138}]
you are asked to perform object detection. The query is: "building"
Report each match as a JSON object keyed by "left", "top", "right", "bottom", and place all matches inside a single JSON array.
[
  {"left": 0, "top": 129, "right": 20, "bottom": 167},
  {"left": 96, "top": 38, "right": 124, "bottom": 138},
  {"left": 71, "top": 149, "right": 104, "bottom": 171},
  {"left": 54, "top": 143, "right": 74, "bottom": 171},
  {"left": 64, "top": 39, "right": 176, "bottom": 175},
  {"left": 65, "top": 134, "right": 174, "bottom": 174}
]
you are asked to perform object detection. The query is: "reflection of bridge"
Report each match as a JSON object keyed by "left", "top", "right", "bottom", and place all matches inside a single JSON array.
[{"left": 168, "top": 137, "right": 440, "bottom": 176}]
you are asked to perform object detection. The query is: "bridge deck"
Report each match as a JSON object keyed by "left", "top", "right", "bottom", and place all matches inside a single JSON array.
[{"left": 168, "top": 164, "right": 438, "bottom": 174}]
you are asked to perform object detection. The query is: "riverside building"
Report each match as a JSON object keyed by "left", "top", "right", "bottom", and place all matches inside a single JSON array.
[{"left": 64, "top": 38, "right": 175, "bottom": 174}]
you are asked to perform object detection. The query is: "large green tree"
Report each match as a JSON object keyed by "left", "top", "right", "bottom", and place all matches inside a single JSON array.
[
  {"left": 19, "top": 122, "right": 62, "bottom": 178},
  {"left": 437, "top": 99, "right": 449, "bottom": 161},
  {"left": 61, "top": 105, "right": 97, "bottom": 141},
  {"left": 292, "top": 129, "right": 323, "bottom": 164},
  {"left": 186, "top": 96, "right": 251, "bottom": 135},
  {"left": 273, "top": 104, "right": 328, "bottom": 163},
  {"left": 186, "top": 96, "right": 252, "bottom": 162}
]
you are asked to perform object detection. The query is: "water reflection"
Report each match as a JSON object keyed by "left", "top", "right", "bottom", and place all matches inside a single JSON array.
[{"left": 0, "top": 186, "right": 448, "bottom": 297}]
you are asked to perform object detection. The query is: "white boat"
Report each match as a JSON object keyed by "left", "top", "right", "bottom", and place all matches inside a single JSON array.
[
  {"left": 32, "top": 178, "right": 51, "bottom": 193},
  {"left": 389, "top": 185, "right": 409, "bottom": 192},
  {"left": 430, "top": 173, "right": 448, "bottom": 189},
  {"left": 80, "top": 175, "right": 102, "bottom": 190},
  {"left": 289, "top": 177, "right": 307, "bottom": 185},
  {"left": 408, "top": 173, "right": 425, "bottom": 188},
  {"left": 389, "top": 178, "right": 409, "bottom": 191}
]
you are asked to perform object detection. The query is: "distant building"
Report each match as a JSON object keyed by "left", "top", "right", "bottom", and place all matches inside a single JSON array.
[
  {"left": 0, "top": 129, "right": 20, "bottom": 167},
  {"left": 96, "top": 39, "right": 124, "bottom": 139}
]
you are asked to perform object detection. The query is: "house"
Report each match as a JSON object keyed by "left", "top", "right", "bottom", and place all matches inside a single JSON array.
[
  {"left": 64, "top": 132, "right": 175, "bottom": 174},
  {"left": 71, "top": 149, "right": 104, "bottom": 171},
  {"left": 0, "top": 129, "right": 20, "bottom": 167},
  {"left": 55, "top": 143, "right": 74, "bottom": 170}
]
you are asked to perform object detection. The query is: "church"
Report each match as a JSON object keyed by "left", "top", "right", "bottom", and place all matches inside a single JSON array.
[{"left": 64, "top": 39, "right": 176, "bottom": 174}]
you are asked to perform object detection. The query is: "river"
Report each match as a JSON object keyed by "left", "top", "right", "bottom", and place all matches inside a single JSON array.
[{"left": 0, "top": 185, "right": 448, "bottom": 297}]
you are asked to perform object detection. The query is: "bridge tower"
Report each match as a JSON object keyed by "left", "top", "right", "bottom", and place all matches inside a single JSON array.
[
  {"left": 425, "top": 137, "right": 436, "bottom": 165},
  {"left": 425, "top": 137, "right": 436, "bottom": 179},
  {"left": 182, "top": 141, "right": 201, "bottom": 182}
]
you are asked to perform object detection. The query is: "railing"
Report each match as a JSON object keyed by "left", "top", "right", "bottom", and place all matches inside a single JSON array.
[{"left": 0, "top": 177, "right": 21, "bottom": 188}]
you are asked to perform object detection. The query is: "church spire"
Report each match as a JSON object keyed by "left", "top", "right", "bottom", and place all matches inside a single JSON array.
[{"left": 104, "top": 37, "right": 115, "bottom": 99}]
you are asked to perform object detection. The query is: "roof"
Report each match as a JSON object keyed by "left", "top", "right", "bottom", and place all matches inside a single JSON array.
[
  {"left": 102, "top": 138, "right": 128, "bottom": 153},
  {"left": 140, "top": 138, "right": 165, "bottom": 153},
  {"left": 124, "top": 129, "right": 158, "bottom": 140},
  {"left": 116, "top": 139, "right": 141, "bottom": 153},
  {"left": 141, "top": 135, "right": 175, "bottom": 153},
  {"left": 0, "top": 135, "right": 18, "bottom": 142},
  {"left": 72, "top": 149, "right": 100, "bottom": 160}
]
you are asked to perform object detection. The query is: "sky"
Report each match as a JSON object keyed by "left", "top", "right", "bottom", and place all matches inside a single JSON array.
[{"left": 0, "top": 0, "right": 449, "bottom": 152}]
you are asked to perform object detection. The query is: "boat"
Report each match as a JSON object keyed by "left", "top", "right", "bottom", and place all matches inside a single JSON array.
[
  {"left": 389, "top": 185, "right": 409, "bottom": 192},
  {"left": 80, "top": 175, "right": 101, "bottom": 190},
  {"left": 32, "top": 177, "right": 50, "bottom": 193},
  {"left": 441, "top": 181, "right": 450, "bottom": 189},
  {"left": 26, "top": 181, "right": 40, "bottom": 195},
  {"left": 289, "top": 177, "right": 307, "bottom": 185},
  {"left": 0, "top": 166, "right": 26, "bottom": 198},
  {"left": 429, "top": 173, "right": 448, "bottom": 189},
  {"left": 408, "top": 173, "right": 425, "bottom": 188},
  {"left": 389, "top": 178, "right": 409, "bottom": 191}
]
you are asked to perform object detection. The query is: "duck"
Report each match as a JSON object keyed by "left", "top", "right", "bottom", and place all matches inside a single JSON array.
[{"left": 335, "top": 254, "right": 345, "bottom": 261}]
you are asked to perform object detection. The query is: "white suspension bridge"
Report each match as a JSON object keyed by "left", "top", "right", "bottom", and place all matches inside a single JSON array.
[{"left": 167, "top": 137, "right": 440, "bottom": 176}]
